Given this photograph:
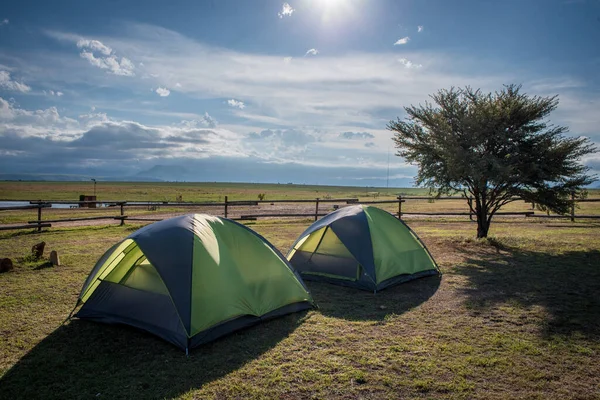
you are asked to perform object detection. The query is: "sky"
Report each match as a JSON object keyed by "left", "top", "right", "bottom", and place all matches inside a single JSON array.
[{"left": 0, "top": 0, "right": 599, "bottom": 187}]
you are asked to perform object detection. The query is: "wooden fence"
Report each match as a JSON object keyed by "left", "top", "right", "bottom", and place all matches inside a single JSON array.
[{"left": 1, "top": 195, "right": 599, "bottom": 232}]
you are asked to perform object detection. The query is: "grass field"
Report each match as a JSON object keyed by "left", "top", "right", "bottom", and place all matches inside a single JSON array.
[
  {"left": 1, "top": 181, "right": 598, "bottom": 227},
  {"left": 1, "top": 213, "right": 599, "bottom": 399},
  {"left": 0, "top": 181, "right": 432, "bottom": 202}
]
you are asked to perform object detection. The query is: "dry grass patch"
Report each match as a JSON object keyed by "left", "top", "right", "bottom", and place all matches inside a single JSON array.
[{"left": 0, "top": 219, "right": 599, "bottom": 399}]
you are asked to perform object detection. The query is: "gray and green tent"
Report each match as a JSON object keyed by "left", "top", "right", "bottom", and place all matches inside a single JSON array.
[
  {"left": 287, "top": 205, "right": 440, "bottom": 292},
  {"left": 76, "top": 214, "right": 314, "bottom": 352}
]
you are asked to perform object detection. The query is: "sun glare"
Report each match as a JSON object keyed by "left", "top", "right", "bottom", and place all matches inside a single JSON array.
[{"left": 307, "top": 0, "right": 360, "bottom": 24}]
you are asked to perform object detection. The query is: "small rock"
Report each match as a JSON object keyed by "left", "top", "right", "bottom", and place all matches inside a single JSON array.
[
  {"left": 0, "top": 258, "right": 13, "bottom": 273},
  {"left": 32, "top": 242, "right": 46, "bottom": 259},
  {"left": 50, "top": 250, "right": 60, "bottom": 266}
]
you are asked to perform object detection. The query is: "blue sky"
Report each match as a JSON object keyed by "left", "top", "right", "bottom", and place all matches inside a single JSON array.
[{"left": 0, "top": 0, "right": 599, "bottom": 186}]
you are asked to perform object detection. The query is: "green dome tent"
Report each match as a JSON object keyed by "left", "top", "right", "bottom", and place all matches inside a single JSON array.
[
  {"left": 75, "top": 214, "right": 315, "bottom": 352},
  {"left": 287, "top": 205, "right": 440, "bottom": 292}
]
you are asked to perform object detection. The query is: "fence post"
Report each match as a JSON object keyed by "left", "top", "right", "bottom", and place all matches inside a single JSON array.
[
  {"left": 571, "top": 191, "right": 575, "bottom": 222},
  {"left": 224, "top": 196, "right": 228, "bottom": 219},
  {"left": 37, "top": 205, "right": 42, "bottom": 232},
  {"left": 315, "top": 198, "right": 320, "bottom": 221},
  {"left": 397, "top": 195, "right": 402, "bottom": 219},
  {"left": 120, "top": 202, "right": 125, "bottom": 226}
]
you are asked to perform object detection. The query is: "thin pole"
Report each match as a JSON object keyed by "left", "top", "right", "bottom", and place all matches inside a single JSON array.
[
  {"left": 386, "top": 147, "right": 390, "bottom": 189},
  {"left": 224, "top": 196, "right": 228, "bottom": 219},
  {"left": 571, "top": 191, "right": 575, "bottom": 222},
  {"left": 397, "top": 196, "right": 402, "bottom": 219},
  {"left": 37, "top": 204, "right": 42, "bottom": 232},
  {"left": 468, "top": 197, "right": 474, "bottom": 221},
  {"left": 120, "top": 202, "right": 125, "bottom": 226},
  {"left": 315, "top": 198, "right": 320, "bottom": 221}
]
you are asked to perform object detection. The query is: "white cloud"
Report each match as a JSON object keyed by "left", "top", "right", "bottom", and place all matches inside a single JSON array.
[
  {"left": 305, "top": 48, "right": 319, "bottom": 56},
  {"left": 41, "top": 25, "right": 511, "bottom": 133},
  {"left": 417, "top": 25, "right": 423, "bottom": 33},
  {"left": 76, "top": 38, "right": 135, "bottom": 76},
  {"left": 78, "top": 111, "right": 110, "bottom": 124},
  {"left": 79, "top": 51, "right": 135, "bottom": 76},
  {"left": 43, "top": 90, "right": 65, "bottom": 97},
  {"left": 394, "top": 37, "right": 410, "bottom": 45},
  {"left": 0, "top": 97, "right": 238, "bottom": 157},
  {"left": 82, "top": 24, "right": 510, "bottom": 130},
  {"left": 283, "top": 57, "right": 292, "bottom": 64},
  {"left": 0, "top": 71, "right": 31, "bottom": 93},
  {"left": 278, "top": 3, "right": 295, "bottom": 18},
  {"left": 155, "top": 87, "right": 170, "bottom": 97},
  {"left": 227, "top": 99, "right": 246, "bottom": 109},
  {"left": 398, "top": 58, "right": 422, "bottom": 69},
  {"left": 36, "top": 24, "right": 598, "bottom": 173},
  {"left": 0, "top": 19, "right": 8, "bottom": 26},
  {"left": 528, "top": 78, "right": 583, "bottom": 93},
  {"left": 201, "top": 112, "right": 218, "bottom": 128},
  {"left": 0, "top": 96, "right": 80, "bottom": 137},
  {"left": 76, "top": 39, "right": 112, "bottom": 56},
  {"left": 175, "top": 82, "right": 182, "bottom": 87},
  {"left": 339, "top": 132, "right": 375, "bottom": 140}
]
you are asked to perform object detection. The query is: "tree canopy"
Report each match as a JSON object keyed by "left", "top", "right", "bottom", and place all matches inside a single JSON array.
[{"left": 388, "top": 84, "right": 597, "bottom": 238}]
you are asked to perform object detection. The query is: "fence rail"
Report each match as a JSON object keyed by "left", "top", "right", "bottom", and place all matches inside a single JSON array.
[
  {"left": 1, "top": 194, "right": 598, "bottom": 232},
  {"left": 0, "top": 223, "right": 52, "bottom": 231},
  {"left": 527, "top": 214, "right": 600, "bottom": 219},
  {"left": 0, "top": 204, "right": 51, "bottom": 211}
]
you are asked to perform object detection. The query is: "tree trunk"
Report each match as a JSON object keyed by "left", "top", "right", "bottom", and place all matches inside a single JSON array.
[
  {"left": 475, "top": 198, "right": 490, "bottom": 238},
  {"left": 476, "top": 217, "right": 490, "bottom": 238}
]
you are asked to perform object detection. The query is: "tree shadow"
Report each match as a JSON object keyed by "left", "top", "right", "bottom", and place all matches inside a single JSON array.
[
  {"left": 309, "top": 274, "right": 441, "bottom": 321},
  {"left": 0, "top": 312, "right": 308, "bottom": 399},
  {"left": 453, "top": 246, "right": 600, "bottom": 339}
]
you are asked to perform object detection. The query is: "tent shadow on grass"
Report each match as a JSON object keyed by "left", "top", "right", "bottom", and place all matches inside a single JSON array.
[
  {"left": 0, "top": 311, "right": 309, "bottom": 399},
  {"left": 308, "top": 274, "right": 441, "bottom": 321},
  {"left": 453, "top": 246, "right": 600, "bottom": 339}
]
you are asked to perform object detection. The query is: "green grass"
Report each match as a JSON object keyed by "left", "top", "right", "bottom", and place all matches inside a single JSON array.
[
  {"left": 4, "top": 183, "right": 598, "bottom": 230},
  {"left": 0, "top": 218, "right": 599, "bottom": 399},
  {"left": 0, "top": 181, "right": 433, "bottom": 202},
  {"left": 1, "top": 182, "right": 598, "bottom": 228}
]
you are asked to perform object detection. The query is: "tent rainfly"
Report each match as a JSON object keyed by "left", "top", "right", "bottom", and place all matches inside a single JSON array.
[
  {"left": 287, "top": 205, "right": 440, "bottom": 292},
  {"left": 75, "top": 214, "right": 315, "bottom": 352}
]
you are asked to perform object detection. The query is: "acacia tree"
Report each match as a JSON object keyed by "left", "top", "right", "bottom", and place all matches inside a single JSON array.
[{"left": 388, "top": 85, "right": 597, "bottom": 238}]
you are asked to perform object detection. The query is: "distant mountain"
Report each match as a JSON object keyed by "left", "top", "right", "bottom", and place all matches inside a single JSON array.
[
  {"left": 135, "top": 165, "right": 190, "bottom": 181},
  {"left": 0, "top": 173, "right": 162, "bottom": 182}
]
